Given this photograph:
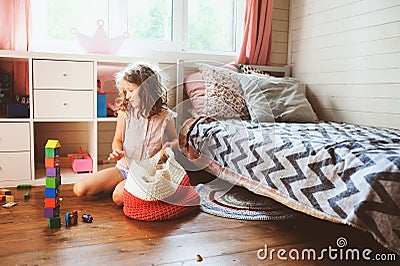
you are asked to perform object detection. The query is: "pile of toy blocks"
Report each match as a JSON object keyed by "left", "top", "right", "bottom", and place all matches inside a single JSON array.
[
  {"left": 0, "top": 188, "right": 13, "bottom": 204},
  {"left": 44, "top": 139, "right": 62, "bottom": 229}
]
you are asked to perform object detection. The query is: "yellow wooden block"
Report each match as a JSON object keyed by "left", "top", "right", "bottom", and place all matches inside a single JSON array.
[{"left": 5, "top": 195, "right": 14, "bottom": 203}]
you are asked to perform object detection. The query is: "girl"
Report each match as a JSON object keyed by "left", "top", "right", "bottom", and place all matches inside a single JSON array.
[{"left": 73, "top": 63, "right": 179, "bottom": 205}]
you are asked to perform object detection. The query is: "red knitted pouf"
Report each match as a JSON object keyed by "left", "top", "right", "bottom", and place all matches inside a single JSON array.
[
  {"left": 123, "top": 174, "right": 199, "bottom": 221},
  {"left": 122, "top": 148, "right": 200, "bottom": 221}
]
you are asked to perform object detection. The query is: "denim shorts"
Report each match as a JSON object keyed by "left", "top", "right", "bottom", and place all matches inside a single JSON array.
[{"left": 118, "top": 168, "right": 128, "bottom": 180}]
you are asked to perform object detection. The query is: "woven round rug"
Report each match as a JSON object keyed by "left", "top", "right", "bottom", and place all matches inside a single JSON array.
[{"left": 195, "top": 184, "right": 299, "bottom": 221}]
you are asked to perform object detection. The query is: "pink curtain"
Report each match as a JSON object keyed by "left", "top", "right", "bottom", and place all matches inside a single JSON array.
[
  {"left": 237, "top": 0, "right": 274, "bottom": 65},
  {"left": 0, "top": 0, "right": 31, "bottom": 51},
  {"left": 0, "top": 0, "right": 31, "bottom": 96}
]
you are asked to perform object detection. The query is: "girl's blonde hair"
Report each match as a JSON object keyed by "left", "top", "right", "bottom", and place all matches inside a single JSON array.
[{"left": 115, "top": 63, "right": 166, "bottom": 118}]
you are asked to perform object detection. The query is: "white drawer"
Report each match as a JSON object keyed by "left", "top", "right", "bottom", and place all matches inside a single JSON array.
[
  {"left": 33, "top": 59, "right": 94, "bottom": 90},
  {"left": 0, "top": 152, "right": 31, "bottom": 181},
  {"left": 34, "top": 90, "right": 94, "bottom": 119},
  {"left": 0, "top": 123, "right": 30, "bottom": 151}
]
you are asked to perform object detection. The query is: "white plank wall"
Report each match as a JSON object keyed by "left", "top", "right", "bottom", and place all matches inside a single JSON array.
[
  {"left": 290, "top": 0, "right": 400, "bottom": 129},
  {"left": 272, "top": 0, "right": 290, "bottom": 66}
]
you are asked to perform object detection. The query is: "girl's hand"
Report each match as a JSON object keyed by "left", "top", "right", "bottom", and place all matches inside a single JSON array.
[
  {"left": 108, "top": 149, "right": 125, "bottom": 161},
  {"left": 162, "top": 139, "right": 179, "bottom": 150}
]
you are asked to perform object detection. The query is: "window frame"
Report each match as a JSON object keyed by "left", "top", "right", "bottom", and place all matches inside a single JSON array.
[{"left": 29, "top": 0, "right": 245, "bottom": 58}]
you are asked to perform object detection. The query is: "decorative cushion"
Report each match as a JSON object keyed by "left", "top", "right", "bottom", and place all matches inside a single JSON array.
[
  {"left": 238, "top": 64, "right": 270, "bottom": 77},
  {"left": 197, "top": 63, "right": 250, "bottom": 120},
  {"left": 184, "top": 62, "right": 239, "bottom": 116},
  {"left": 184, "top": 72, "right": 206, "bottom": 115},
  {"left": 238, "top": 73, "right": 318, "bottom": 123}
]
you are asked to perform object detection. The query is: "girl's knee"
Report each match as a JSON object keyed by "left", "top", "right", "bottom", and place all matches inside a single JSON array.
[
  {"left": 112, "top": 190, "right": 123, "bottom": 206},
  {"left": 112, "top": 180, "right": 126, "bottom": 206}
]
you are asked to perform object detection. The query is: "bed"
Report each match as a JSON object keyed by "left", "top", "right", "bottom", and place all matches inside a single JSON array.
[{"left": 174, "top": 60, "right": 400, "bottom": 255}]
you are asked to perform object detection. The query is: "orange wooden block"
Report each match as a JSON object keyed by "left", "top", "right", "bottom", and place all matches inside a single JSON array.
[
  {"left": 45, "top": 197, "right": 60, "bottom": 208},
  {"left": 45, "top": 157, "right": 60, "bottom": 168}
]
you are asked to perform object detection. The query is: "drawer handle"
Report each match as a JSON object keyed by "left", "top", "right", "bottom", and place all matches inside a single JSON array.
[
  {"left": 62, "top": 72, "right": 67, "bottom": 78},
  {"left": 63, "top": 102, "right": 68, "bottom": 106}
]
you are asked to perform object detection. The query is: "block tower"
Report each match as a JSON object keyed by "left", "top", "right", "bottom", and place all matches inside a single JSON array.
[{"left": 44, "top": 139, "right": 62, "bottom": 229}]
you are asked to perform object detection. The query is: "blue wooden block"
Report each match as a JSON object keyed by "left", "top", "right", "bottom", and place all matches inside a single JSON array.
[{"left": 45, "top": 187, "right": 59, "bottom": 198}]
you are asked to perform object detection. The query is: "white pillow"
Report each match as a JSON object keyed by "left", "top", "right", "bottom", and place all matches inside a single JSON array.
[{"left": 238, "top": 73, "right": 318, "bottom": 123}]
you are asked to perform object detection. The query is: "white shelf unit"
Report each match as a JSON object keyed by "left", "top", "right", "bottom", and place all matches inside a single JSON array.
[{"left": 0, "top": 51, "right": 152, "bottom": 187}]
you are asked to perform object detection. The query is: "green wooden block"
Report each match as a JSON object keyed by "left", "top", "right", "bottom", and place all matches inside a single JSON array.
[
  {"left": 46, "top": 176, "right": 61, "bottom": 188},
  {"left": 48, "top": 216, "right": 61, "bottom": 229},
  {"left": 45, "top": 147, "right": 60, "bottom": 158},
  {"left": 17, "top": 184, "right": 32, "bottom": 190},
  {"left": 24, "top": 192, "right": 30, "bottom": 200}
]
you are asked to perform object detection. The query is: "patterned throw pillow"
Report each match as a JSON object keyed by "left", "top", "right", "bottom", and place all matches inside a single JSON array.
[
  {"left": 197, "top": 63, "right": 250, "bottom": 120},
  {"left": 238, "top": 64, "right": 271, "bottom": 77}
]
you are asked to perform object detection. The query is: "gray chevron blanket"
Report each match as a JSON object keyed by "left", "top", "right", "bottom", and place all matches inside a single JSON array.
[{"left": 179, "top": 117, "right": 400, "bottom": 255}]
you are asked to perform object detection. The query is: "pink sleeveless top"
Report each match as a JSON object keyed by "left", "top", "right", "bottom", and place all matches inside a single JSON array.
[{"left": 116, "top": 107, "right": 177, "bottom": 171}]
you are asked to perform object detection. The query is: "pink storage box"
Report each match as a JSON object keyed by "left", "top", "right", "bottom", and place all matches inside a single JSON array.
[{"left": 71, "top": 154, "right": 93, "bottom": 174}]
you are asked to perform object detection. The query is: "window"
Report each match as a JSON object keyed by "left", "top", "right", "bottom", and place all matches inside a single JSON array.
[
  {"left": 30, "top": 0, "right": 243, "bottom": 56},
  {"left": 126, "top": 0, "right": 173, "bottom": 41},
  {"left": 187, "top": 0, "right": 238, "bottom": 52}
]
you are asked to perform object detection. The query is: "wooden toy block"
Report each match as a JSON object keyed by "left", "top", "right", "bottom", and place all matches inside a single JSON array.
[
  {"left": 45, "top": 157, "right": 60, "bottom": 168},
  {"left": 71, "top": 153, "right": 93, "bottom": 174},
  {"left": 45, "top": 140, "right": 61, "bottom": 158},
  {"left": 45, "top": 187, "right": 59, "bottom": 198},
  {"left": 0, "top": 188, "right": 11, "bottom": 195},
  {"left": 46, "top": 176, "right": 61, "bottom": 188},
  {"left": 5, "top": 195, "right": 14, "bottom": 203},
  {"left": 45, "top": 147, "right": 60, "bottom": 158},
  {"left": 48, "top": 216, "right": 61, "bottom": 229},
  {"left": 24, "top": 192, "right": 30, "bottom": 200},
  {"left": 17, "top": 184, "right": 32, "bottom": 190},
  {"left": 45, "top": 197, "right": 60, "bottom": 208},
  {"left": 46, "top": 167, "right": 60, "bottom": 177},
  {"left": 44, "top": 206, "right": 60, "bottom": 218}
]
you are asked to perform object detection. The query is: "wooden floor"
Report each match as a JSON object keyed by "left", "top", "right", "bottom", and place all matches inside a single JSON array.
[{"left": 1, "top": 180, "right": 398, "bottom": 265}]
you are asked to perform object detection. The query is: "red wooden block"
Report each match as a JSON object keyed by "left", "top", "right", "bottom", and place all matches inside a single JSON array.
[{"left": 45, "top": 197, "right": 60, "bottom": 208}]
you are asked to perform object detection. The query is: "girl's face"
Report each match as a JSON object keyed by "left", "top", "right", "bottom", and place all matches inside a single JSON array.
[{"left": 122, "top": 80, "right": 140, "bottom": 108}]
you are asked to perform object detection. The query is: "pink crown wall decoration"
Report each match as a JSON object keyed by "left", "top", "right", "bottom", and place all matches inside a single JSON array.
[{"left": 72, "top": 19, "right": 128, "bottom": 55}]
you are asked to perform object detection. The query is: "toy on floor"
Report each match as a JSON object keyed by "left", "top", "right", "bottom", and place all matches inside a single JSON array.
[
  {"left": 65, "top": 210, "right": 78, "bottom": 227},
  {"left": 82, "top": 213, "right": 93, "bottom": 223},
  {"left": 17, "top": 184, "right": 32, "bottom": 190},
  {"left": 24, "top": 192, "right": 30, "bottom": 200},
  {"left": 44, "top": 139, "right": 62, "bottom": 229},
  {"left": 2, "top": 202, "right": 17, "bottom": 208},
  {"left": 0, "top": 189, "right": 11, "bottom": 204},
  {"left": 1, "top": 189, "right": 14, "bottom": 204},
  {"left": 0, "top": 188, "right": 11, "bottom": 195}
]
